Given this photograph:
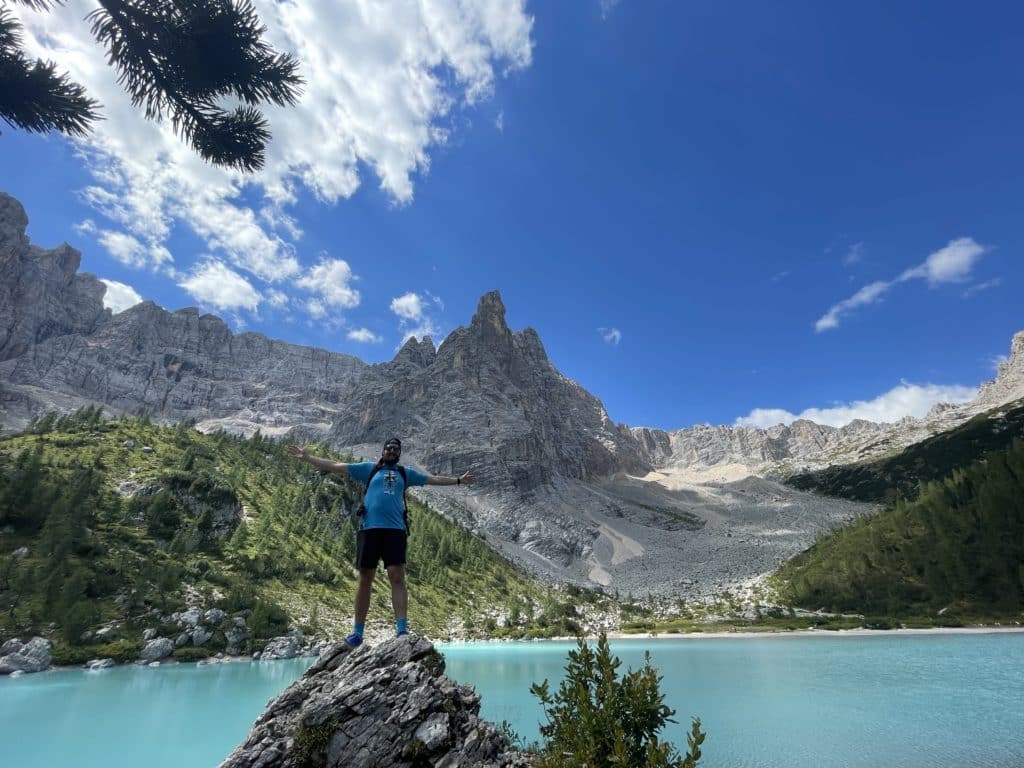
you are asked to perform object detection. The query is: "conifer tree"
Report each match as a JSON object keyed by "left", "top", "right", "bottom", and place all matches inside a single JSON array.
[{"left": 0, "top": 0, "right": 302, "bottom": 171}]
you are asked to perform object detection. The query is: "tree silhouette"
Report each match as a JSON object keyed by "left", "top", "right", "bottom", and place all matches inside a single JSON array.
[{"left": 0, "top": 0, "right": 302, "bottom": 171}]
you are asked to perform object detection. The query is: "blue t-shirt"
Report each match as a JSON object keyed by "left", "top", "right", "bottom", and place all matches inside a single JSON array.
[{"left": 348, "top": 462, "right": 428, "bottom": 530}]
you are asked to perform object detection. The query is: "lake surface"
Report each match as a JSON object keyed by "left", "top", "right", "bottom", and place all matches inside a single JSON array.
[{"left": 1, "top": 632, "right": 1022, "bottom": 767}]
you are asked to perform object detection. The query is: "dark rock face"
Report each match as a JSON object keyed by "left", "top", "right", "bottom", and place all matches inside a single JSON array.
[{"left": 219, "top": 635, "right": 528, "bottom": 768}]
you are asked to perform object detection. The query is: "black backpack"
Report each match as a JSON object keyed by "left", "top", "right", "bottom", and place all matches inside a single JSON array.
[{"left": 356, "top": 462, "right": 410, "bottom": 533}]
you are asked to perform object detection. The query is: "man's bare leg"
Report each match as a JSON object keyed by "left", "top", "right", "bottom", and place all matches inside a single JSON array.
[
  {"left": 354, "top": 567, "right": 376, "bottom": 625},
  {"left": 386, "top": 564, "right": 408, "bottom": 623}
]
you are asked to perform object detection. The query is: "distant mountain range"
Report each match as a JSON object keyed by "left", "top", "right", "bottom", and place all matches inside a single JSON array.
[{"left": 2, "top": 191, "right": 1022, "bottom": 597}]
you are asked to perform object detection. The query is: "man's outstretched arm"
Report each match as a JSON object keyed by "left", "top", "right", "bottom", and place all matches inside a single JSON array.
[
  {"left": 425, "top": 471, "right": 475, "bottom": 486},
  {"left": 287, "top": 445, "right": 351, "bottom": 476}
]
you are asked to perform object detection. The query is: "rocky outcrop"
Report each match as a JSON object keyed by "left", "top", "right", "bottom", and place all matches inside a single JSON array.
[
  {"left": 0, "top": 193, "right": 110, "bottom": 364},
  {"left": 219, "top": 635, "right": 527, "bottom": 768},
  {"left": 0, "top": 637, "right": 52, "bottom": 674}
]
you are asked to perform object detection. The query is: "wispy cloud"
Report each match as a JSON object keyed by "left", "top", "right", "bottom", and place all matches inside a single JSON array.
[
  {"left": 178, "top": 261, "right": 261, "bottom": 312},
  {"left": 99, "top": 279, "right": 143, "bottom": 313},
  {"left": 735, "top": 382, "right": 978, "bottom": 428},
  {"left": 347, "top": 328, "right": 383, "bottom": 343},
  {"left": 843, "top": 241, "right": 865, "bottom": 266},
  {"left": 815, "top": 237, "right": 988, "bottom": 332},
  {"left": 599, "top": 0, "right": 621, "bottom": 20},
  {"left": 599, "top": 327, "right": 622, "bottom": 345},
  {"left": 962, "top": 277, "right": 1002, "bottom": 299}
]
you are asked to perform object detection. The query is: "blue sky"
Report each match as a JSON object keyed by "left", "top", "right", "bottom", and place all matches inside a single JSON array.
[{"left": 2, "top": 1, "right": 1021, "bottom": 430}]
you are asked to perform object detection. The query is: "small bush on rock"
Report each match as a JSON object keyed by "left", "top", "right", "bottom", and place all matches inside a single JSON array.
[
  {"left": 97, "top": 640, "right": 141, "bottom": 663},
  {"left": 530, "top": 633, "right": 705, "bottom": 768},
  {"left": 172, "top": 647, "right": 211, "bottom": 662}
]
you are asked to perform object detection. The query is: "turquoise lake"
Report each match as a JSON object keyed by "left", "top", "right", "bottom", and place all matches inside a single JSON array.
[{"left": 1, "top": 632, "right": 1022, "bottom": 767}]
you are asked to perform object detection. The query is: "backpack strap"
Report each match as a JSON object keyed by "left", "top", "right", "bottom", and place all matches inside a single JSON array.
[{"left": 356, "top": 462, "right": 410, "bottom": 533}]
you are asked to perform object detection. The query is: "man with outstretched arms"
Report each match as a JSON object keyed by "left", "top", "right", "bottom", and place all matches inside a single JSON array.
[{"left": 287, "top": 436, "right": 475, "bottom": 646}]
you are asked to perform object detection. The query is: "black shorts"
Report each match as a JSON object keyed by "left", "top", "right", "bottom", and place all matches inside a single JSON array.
[{"left": 356, "top": 528, "right": 407, "bottom": 569}]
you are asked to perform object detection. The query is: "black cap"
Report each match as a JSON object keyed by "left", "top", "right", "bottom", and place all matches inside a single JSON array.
[{"left": 383, "top": 436, "right": 402, "bottom": 449}]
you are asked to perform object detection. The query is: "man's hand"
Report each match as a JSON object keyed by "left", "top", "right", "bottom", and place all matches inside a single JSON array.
[
  {"left": 287, "top": 445, "right": 307, "bottom": 461},
  {"left": 459, "top": 472, "right": 476, "bottom": 485}
]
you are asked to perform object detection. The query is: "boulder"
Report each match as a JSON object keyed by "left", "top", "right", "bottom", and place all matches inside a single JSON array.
[
  {"left": 260, "top": 635, "right": 301, "bottom": 660},
  {"left": 94, "top": 626, "right": 119, "bottom": 642},
  {"left": 219, "top": 635, "right": 527, "bottom": 768},
  {"left": 140, "top": 638, "right": 174, "bottom": 663},
  {"left": 0, "top": 637, "right": 52, "bottom": 674},
  {"left": 143, "top": 628, "right": 158, "bottom": 641},
  {"left": 204, "top": 608, "right": 226, "bottom": 626},
  {"left": 175, "top": 633, "right": 191, "bottom": 648},
  {"left": 192, "top": 627, "right": 213, "bottom": 647},
  {"left": 86, "top": 658, "right": 115, "bottom": 670}
]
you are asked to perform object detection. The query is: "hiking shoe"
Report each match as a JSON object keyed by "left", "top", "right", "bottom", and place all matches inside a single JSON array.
[{"left": 344, "top": 632, "right": 363, "bottom": 648}]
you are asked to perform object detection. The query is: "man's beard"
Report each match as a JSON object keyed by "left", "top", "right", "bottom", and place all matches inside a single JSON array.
[{"left": 383, "top": 456, "right": 399, "bottom": 466}]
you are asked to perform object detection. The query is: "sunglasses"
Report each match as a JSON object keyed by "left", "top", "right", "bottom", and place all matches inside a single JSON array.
[{"left": 383, "top": 444, "right": 401, "bottom": 452}]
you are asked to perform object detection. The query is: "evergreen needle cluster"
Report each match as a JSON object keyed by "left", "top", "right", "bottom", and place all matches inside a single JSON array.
[{"left": 0, "top": 0, "right": 301, "bottom": 170}]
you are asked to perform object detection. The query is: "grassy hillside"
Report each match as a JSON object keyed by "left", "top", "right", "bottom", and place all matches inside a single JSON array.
[
  {"left": 786, "top": 399, "right": 1024, "bottom": 503},
  {"left": 772, "top": 437, "right": 1024, "bottom": 619},
  {"left": 0, "top": 408, "right": 606, "bottom": 660}
]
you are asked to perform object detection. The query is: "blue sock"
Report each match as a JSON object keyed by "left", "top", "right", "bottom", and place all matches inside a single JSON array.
[
  {"left": 396, "top": 618, "right": 408, "bottom": 635},
  {"left": 353, "top": 623, "right": 365, "bottom": 637}
]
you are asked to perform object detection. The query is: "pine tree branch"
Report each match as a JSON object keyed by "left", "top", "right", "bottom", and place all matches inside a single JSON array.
[
  {"left": 86, "top": 0, "right": 301, "bottom": 171},
  {"left": 0, "top": 9, "right": 100, "bottom": 136}
]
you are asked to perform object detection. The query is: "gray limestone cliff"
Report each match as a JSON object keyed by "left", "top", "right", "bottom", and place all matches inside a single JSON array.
[{"left": 219, "top": 635, "right": 527, "bottom": 768}]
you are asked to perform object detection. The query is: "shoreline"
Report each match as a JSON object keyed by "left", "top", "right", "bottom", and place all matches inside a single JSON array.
[
  {"left": 23, "top": 625, "right": 1024, "bottom": 673},
  {"left": 439, "top": 625, "right": 1024, "bottom": 645}
]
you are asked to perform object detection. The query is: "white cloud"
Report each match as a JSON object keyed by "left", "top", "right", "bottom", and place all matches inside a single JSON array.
[
  {"left": 843, "top": 241, "right": 865, "bottom": 266},
  {"left": 99, "top": 279, "right": 143, "bottom": 313},
  {"left": 495, "top": 111, "right": 504, "bottom": 132},
  {"left": 391, "top": 292, "right": 424, "bottom": 321},
  {"left": 97, "top": 230, "right": 147, "bottom": 267},
  {"left": 348, "top": 328, "right": 383, "bottom": 343},
  {"left": 816, "top": 237, "right": 988, "bottom": 332},
  {"left": 178, "top": 261, "right": 261, "bottom": 312},
  {"left": 390, "top": 291, "right": 442, "bottom": 342},
  {"left": 599, "top": 0, "right": 621, "bottom": 20},
  {"left": 734, "top": 382, "right": 978, "bottom": 429},
  {"left": 899, "top": 237, "right": 988, "bottom": 285},
  {"left": 11, "top": 0, "right": 534, "bottom": 295},
  {"left": 600, "top": 327, "right": 622, "bottom": 345},
  {"left": 399, "top": 319, "right": 441, "bottom": 345},
  {"left": 962, "top": 277, "right": 1002, "bottom": 298},
  {"left": 306, "top": 299, "right": 326, "bottom": 319},
  {"left": 267, "top": 289, "right": 291, "bottom": 309},
  {"left": 814, "top": 280, "right": 891, "bottom": 332},
  {"left": 296, "top": 258, "right": 360, "bottom": 308}
]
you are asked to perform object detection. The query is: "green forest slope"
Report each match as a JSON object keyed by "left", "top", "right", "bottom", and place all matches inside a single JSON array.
[
  {"left": 773, "top": 435, "right": 1024, "bottom": 619},
  {"left": 0, "top": 409, "right": 603, "bottom": 661}
]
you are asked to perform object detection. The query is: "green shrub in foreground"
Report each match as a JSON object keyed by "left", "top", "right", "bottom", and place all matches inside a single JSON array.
[{"left": 530, "top": 633, "right": 705, "bottom": 767}]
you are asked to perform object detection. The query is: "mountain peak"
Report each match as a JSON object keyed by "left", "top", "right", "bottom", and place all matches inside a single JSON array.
[
  {"left": 471, "top": 290, "right": 508, "bottom": 330},
  {"left": 0, "top": 192, "right": 29, "bottom": 251}
]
